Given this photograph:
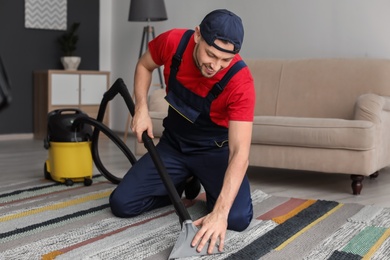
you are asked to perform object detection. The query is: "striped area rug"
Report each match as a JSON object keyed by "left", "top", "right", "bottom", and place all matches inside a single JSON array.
[{"left": 0, "top": 176, "right": 390, "bottom": 260}]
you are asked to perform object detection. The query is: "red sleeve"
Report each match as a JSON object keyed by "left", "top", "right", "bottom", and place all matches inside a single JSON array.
[
  {"left": 148, "top": 29, "right": 187, "bottom": 66},
  {"left": 227, "top": 67, "right": 255, "bottom": 122},
  {"left": 210, "top": 65, "right": 255, "bottom": 126}
]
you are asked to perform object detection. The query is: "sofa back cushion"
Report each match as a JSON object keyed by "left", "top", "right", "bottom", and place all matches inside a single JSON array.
[
  {"left": 244, "top": 59, "right": 284, "bottom": 116},
  {"left": 245, "top": 58, "right": 390, "bottom": 119}
]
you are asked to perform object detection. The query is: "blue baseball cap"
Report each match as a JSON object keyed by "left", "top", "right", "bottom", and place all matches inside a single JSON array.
[{"left": 199, "top": 9, "right": 244, "bottom": 54}]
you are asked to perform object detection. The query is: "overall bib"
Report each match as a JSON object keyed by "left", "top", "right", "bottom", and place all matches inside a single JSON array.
[{"left": 110, "top": 30, "right": 253, "bottom": 231}]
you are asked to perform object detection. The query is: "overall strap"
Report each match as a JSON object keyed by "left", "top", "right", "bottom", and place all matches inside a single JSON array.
[
  {"left": 207, "top": 60, "right": 247, "bottom": 100},
  {"left": 170, "top": 30, "right": 195, "bottom": 76}
]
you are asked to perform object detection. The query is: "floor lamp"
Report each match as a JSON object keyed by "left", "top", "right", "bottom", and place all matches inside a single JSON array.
[{"left": 124, "top": 0, "right": 168, "bottom": 141}]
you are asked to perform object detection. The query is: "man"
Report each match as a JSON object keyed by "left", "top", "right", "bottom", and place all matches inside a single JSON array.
[{"left": 110, "top": 9, "right": 255, "bottom": 254}]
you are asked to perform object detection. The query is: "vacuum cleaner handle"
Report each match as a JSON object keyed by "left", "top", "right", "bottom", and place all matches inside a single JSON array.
[
  {"left": 48, "top": 108, "right": 83, "bottom": 117},
  {"left": 141, "top": 132, "right": 192, "bottom": 222},
  {"left": 113, "top": 78, "right": 192, "bottom": 222}
]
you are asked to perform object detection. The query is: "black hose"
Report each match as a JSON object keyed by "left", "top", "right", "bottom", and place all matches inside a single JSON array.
[
  {"left": 72, "top": 78, "right": 138, "bottom": 184},
  {"left": 72, "top": 116, "right": 137, "bottom": 184}
]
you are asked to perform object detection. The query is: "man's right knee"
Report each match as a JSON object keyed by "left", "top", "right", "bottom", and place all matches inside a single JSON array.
[{"left": 109, "top": 190, "right": 142, "bottom": 218}]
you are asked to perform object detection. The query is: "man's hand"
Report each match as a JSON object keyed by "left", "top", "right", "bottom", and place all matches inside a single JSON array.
[
  {"left": 131, "top": 106, "right": 154, "bottom": 143},
  {"left": 191, "top": 211, "right": 228, "bottom": 254}
]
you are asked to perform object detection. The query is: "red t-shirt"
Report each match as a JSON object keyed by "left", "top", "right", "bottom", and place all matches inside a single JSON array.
[{"left": 148, "top": 29, "right": 255, "bottom": 128}]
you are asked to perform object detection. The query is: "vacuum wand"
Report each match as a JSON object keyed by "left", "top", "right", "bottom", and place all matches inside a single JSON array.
[
  {"left": 141, "top": 132, "right": 192, "bottom": 221},
  {"left": 121, "top": 79, "right": 191, "bottom": 222}
]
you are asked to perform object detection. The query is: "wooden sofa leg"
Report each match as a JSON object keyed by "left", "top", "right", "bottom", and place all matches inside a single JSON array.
[{"left": 350, "top": 175, "right": 364, "bottom": 195}]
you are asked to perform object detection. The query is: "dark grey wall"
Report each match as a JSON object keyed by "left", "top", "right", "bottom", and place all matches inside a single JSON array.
[{"left": 0, "top": 0, "right": 99, "bottom": 134}]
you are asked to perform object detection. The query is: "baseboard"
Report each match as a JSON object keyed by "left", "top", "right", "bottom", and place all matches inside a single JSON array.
[
  {"left": 0, "top": 133, "right": 34, "bottom": 141},
  {"left": 0, "top": 131, "right": 132, "bottom": 141}
]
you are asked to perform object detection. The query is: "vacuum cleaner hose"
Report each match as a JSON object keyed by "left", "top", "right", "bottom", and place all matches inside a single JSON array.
[
  {"left": 72, "top": 78, "right": 138, "bottom": 184},
  {"left": 72, "top": 116, "right": 137, "bottom": 184}
]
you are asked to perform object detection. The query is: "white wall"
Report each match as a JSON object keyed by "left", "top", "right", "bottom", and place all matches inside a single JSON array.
[
  {"left": 99, "top": 0, "right": 112, "bottom": 72},
  {"left": 101, "top": 0, "right": 390, "bottom": 132}
]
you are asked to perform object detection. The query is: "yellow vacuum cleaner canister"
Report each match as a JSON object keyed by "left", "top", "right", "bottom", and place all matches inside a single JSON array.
[
  {"left": 45, "top": 141, "right": 93, "bottom": 186},
  {"left": 44, "top": 109, "right": 94, "bottom": 186}
]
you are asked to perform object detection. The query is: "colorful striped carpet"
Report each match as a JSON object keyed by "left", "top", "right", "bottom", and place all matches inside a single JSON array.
[{"left": 0, "top": 175, "right": 389, "bottom": 259}]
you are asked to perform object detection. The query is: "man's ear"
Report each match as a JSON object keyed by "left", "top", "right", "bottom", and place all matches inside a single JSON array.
[{"left": 194, "top": 26, "right": 201, "bottom": 43}]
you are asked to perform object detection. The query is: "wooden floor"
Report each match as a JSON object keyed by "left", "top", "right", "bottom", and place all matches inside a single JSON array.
[{"left": 1, "top": 135, "right": 390, "bottom": 207}]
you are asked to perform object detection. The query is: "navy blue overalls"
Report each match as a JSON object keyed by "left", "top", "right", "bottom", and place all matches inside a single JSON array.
[{"left": 110, "top": 30, "right": 253, "bottom": 231}]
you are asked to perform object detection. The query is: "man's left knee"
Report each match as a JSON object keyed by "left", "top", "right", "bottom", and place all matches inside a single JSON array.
[{"left": 228, "top": 209, "right": 253, "bottom": 231}]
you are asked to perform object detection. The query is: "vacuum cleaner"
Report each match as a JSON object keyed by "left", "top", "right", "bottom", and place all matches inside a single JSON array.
[
  {"left": 72, "top": 78, "right": 219, "bottom": 259},
  {"left": 43, "top": 108, "right": 93, "bottom": 186}
]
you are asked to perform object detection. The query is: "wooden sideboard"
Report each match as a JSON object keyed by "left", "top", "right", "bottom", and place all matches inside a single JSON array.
[{"left": 33, "top": 70, "right": 110, "bottom": 139}]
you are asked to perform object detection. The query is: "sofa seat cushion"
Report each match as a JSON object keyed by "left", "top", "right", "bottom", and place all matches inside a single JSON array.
[{"left": 252, "top": 116, "right": 375, "bottom": 150}]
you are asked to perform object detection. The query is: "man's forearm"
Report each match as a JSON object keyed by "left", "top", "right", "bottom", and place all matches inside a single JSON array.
[
  {"left": 133, "top": 50, "right": 159, "bottom": 111},
  {"left": 133, "top": 67, "right": 152, "bottom": 111},
  {"left": 213, "top": 120, "right": 252, "bottom": 218},
  {"left": 213, "top": 155, "right": 249, "bottom": 218}
]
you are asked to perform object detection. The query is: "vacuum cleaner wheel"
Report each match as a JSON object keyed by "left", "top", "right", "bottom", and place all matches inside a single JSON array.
[
  {"left": 84, "top": 178, "right": 93, "bottom": 186},
  {"left": 64, "top": 179, "right": 74, "bottom": 186}
]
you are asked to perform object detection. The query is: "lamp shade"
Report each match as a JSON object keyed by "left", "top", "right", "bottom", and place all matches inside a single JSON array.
[{"left": 128, "top": 0, "right": 168, "bottom": 22}]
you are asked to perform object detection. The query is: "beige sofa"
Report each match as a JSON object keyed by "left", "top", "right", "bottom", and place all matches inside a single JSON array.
[{"left": 137, "top": 58, "right": 390, "bottom": 195}]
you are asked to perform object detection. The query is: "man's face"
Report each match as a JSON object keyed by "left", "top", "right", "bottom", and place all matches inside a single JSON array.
[{"left": 193, "top": 27, "right": 236, "bottom": 78}]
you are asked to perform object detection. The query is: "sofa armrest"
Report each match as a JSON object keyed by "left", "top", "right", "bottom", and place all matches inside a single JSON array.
[
  {"left": 355, "top": 94, "right": 390, "bottom": 169},
  {"left": 148, "top": 88, "right": 168, "bottom": 112},
  {"left": 148, "top": 88, "right": 168, "bottom": 137},
  {"left": 354, "top": 93, "right": 390, "bottom": 123}
]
